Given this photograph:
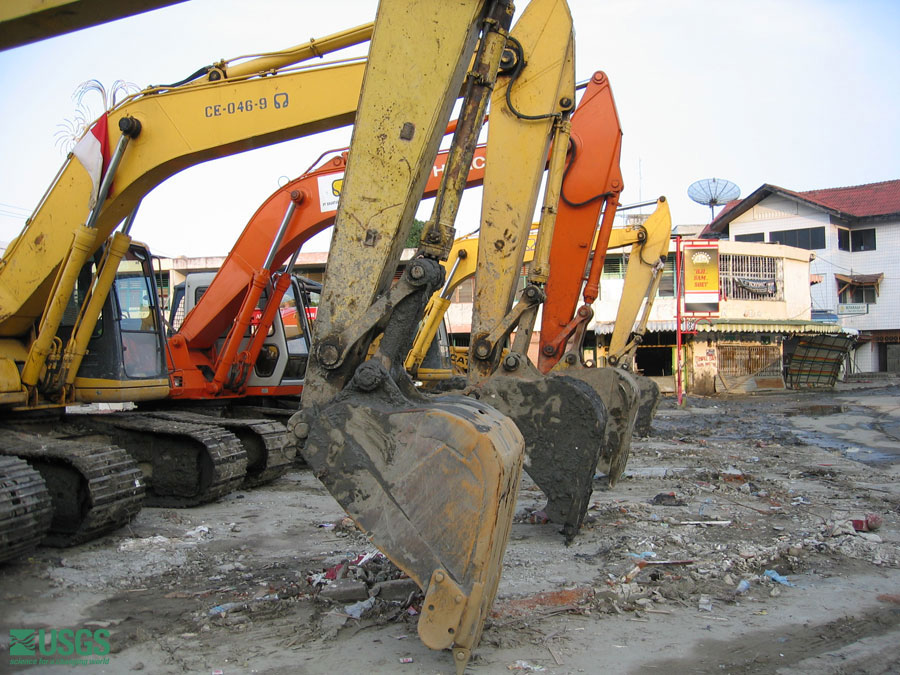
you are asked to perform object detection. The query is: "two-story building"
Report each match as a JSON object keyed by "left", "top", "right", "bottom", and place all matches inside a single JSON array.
[
  {"left": 589, "top": 237, "right": 847, "bottom": 394},
  {"left": 702, "top": 179, "right": 900, "bottom": 373}
]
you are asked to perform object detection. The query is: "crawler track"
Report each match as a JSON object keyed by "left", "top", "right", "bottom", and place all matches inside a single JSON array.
[
  {"left": 0, "top": 432, "right": 143, "bottom": 548},
  {"left": 0, "top": 455, "right": 52, "bottom": 563},
  {"left": 67, "top": 413, "right": 247, "bottom": 507},
  {"left": 141, "top": 412, "right": 295, "bottom": 487}
]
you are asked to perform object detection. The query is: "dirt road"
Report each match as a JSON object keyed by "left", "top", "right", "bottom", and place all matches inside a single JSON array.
[{"left": 2, "top": 381, "right": 899, "bottom": 674}]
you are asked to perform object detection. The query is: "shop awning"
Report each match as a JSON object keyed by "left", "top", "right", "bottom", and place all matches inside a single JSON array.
[
  {"left": 835, "top": 272, "right": 883, "bottom": 296},
  {"left": 593, "top": 318, "right": 856, "bottom": 336}
]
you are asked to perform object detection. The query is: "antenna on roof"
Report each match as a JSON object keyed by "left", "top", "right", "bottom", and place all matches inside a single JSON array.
[{"left": 688, "top": 178, "right": 740, "bottom": 222}]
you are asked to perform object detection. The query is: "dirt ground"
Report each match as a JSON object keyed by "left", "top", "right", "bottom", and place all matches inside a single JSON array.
[{"left": 2, "top": 379, "right": 899, "bottom": 675}]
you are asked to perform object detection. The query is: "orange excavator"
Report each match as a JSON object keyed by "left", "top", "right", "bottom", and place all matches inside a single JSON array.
[
  {"left": 163, "top": 143, "right": 485, "bottom": 407},
  {"left": 536, "top": 71, "right": 671, "bottom": 483}
]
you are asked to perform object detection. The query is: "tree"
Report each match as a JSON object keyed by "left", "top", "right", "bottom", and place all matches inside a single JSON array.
[{"left": 405, "top": 218, "right": 425, "bottom": 248}]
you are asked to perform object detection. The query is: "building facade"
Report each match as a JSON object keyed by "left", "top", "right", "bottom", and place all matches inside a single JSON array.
[{"left": 703, "top": 179, "right": 900, "bottom": 373}]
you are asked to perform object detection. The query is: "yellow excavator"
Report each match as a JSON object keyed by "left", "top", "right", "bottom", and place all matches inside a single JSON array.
[
  {"left": 431, "top": 0, "right": 612, "bottom": 545},
  {"left": 405, "top": 69, "right": 673, "bottom": 490},
  {"left": 0, "top": 21, "right": 375, "bottom": 562}
]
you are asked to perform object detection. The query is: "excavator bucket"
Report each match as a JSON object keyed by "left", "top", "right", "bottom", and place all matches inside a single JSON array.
[
  {"left": 633, "top": 376, "right": 661, "bottom": 437},
  {"left": 551, "top": 366, "right": 640, "bottom": 486},
  {"left": 463, "top": 0, "right": 605, "bottom": 541},
  {"left": 297, "top": 372, "right": 522, "bottom": 662},
  {"left": 472, "top": 366, "right": 606, "bottom": 541}
]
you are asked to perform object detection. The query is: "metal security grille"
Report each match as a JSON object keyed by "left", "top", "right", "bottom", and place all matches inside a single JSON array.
[
  {"left": 720, "top": 255, "right": 783, "bottom": 301},
  {"left": 717, "top": 344, "right": 782, "bottom": 377}
]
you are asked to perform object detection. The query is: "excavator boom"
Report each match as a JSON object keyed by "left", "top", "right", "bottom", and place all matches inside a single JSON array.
[
  {"left": 289, "top": 2, "right": 527, "bottom": 670},
  {"left": 0, "top": 53, "right": 368, "bottom": 338}
]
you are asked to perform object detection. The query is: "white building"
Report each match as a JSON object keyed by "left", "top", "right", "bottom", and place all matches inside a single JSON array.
[{"left": 703, "top": 180, "right": 900, "bottom": 373}]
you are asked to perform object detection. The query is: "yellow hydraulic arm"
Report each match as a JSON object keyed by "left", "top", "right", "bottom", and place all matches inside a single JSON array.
[
  {"left": 289, "top": 2, "right": 526, "bottom": 672},
  {"left": 0, "top": 0, "right": 188, "bottom": 51},
  {"left": 406, "top": 198, "right": 672, "bottom": 381},
  {"left": 0, "top": 23, "right": 373, "bottom": 402},
  {"left": 0, "top": 23, "right": 372, "bottom": 337},
  {"left": 603, "top": 198, "right": 673, "bottom": 367},
  {"left": 442, "top": 0, "right": 610, "bottom": 543}
]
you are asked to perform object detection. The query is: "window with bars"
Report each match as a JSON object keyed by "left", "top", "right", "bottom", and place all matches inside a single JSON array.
[{"left": 720, "top": 254, "right": 782, "bottom": 301}]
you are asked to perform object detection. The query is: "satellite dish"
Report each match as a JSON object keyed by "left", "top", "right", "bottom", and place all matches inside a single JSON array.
[{"left": 688, "top": 178, "right": 740, "bottom": 221}]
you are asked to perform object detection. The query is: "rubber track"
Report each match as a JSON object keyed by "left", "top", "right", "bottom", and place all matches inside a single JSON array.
[
  {"left": 68, "top": 413, "right": 247, "bottom": 507},
  {"left": 0, "top": 455, "right": 53, "bottom": 563},
  {"left": 0, "top": 432, "right": 143, "bottom": 547},
  {"left": 142, "top": 412, "right": 295, "bottom": 488}
]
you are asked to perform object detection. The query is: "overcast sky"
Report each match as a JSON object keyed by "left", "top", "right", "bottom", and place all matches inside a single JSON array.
[{"left": 1, "top": 0, "right": 898, "bottom": 257}]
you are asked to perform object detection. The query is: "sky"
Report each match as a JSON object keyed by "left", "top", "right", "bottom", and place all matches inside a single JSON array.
[{"left": 0, "top": 0, "right": 898, "bottom": 258}]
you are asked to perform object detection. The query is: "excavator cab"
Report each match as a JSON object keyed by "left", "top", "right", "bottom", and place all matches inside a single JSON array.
[
  {"left": 168, "top": 272, "right": 320, "bottom": 392},
  {"left": 60, "top": 242, "right": 170, "bottom": 401}
]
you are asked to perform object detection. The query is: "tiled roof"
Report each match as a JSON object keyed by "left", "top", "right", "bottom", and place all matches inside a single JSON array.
[
  {"left": 702, "top": 178, "right": 900, "bottom": 236},
  {"left": 790, "top": 179, "right": 900, "bottom": 218}
]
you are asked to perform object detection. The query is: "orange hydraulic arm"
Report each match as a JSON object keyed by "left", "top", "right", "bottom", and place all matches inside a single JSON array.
[
  {"left": 537, "top": 71, "right": 623, "bottom": 373},
  {"left": 167, "top": 143, "right": 487, "bottom": 399}
]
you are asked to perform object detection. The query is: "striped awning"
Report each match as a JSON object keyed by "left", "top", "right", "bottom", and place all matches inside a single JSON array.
[{"left": 593, "top": 318, "right": 857, "bottom": 336}]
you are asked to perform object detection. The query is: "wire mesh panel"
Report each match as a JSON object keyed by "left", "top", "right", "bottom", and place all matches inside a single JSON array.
[{"left": 784, "top": 335, "right": 855, "bottom": 388}]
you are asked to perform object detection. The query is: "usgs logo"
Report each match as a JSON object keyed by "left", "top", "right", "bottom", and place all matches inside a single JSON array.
[{"left": 9, "top": 628, "right": 110, "bottom": 666}]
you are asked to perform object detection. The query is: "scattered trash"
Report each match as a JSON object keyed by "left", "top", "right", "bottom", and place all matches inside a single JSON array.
[
  {"left": 185, "top": 525, "right": 210, "bottom": 538},
  {"left": 650, "top": 492, "right": 687, "bottom": 506},
  {"left": 399, "top": 657, "right": 414, "bottom": 664},
  {"left": 720, "top": 468, "right": 747, "bottom": 483},
  {"left": 678, "top": 520, "right": 732, "bottom": 527},
  {"left": 851, "top": 513, "right": 883, "bottom": 532},
  {"left": 345, "top": 596, "right": 376, "bottom": 619},
  {"left": 698, "top": 594, "right": 712, "bottom": 611},
  {"left": 791, "top": 497, "right": 811, "bottom": 506},
  {"left": 528, "top": 509, "right": 551, "bottom": 524},
  {"left": 117, "top": 535, "right": 173, "bottom": 553},
  {"left": 628, "top": 551, "right": 658, "bottom": 560},
  {"left": 212, "top": 670, "right": 224, "bottom": 675},
  {"left": 764, "top": 570, "right": 796, "bottom": 587},
  {"left": 492, "top": 587, "right": 593, "bottom": 619},
  {"left": 508, "top": 661, "right": 546, "bottom": 672},
  {"left": 736, "top": 579, "right": 750, "bottom": 594},
  {"left": 208, "top": 602, "right": 244, "bottom": 617}
]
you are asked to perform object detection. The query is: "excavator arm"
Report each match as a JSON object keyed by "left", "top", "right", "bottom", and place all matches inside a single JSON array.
[
  {"left": 0, "top": 25, "right": 373, "bottom": 340},
  {"left": 287, "top": 2, "right": 527, "bottom": 670},
  {"left": 603, "top": 200, "right": 673, "bottom": 367},
  {"left": 538, "top": 70, "right": 624, "bottom": 371},
  {"left": 451, "top": 0, "right": 613, "bottom": 544}
]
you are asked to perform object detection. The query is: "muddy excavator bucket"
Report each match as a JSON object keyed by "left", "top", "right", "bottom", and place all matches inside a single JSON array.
[
  {"left": 633, "top": 375, "right": 661, "bottom": 437},
  {"left": 472, "top": 364, "right": 607, "bottom": 541},
  {"left": 553, "top": 366, "right": 640, "bottom": 486},
  {"left": 296, "top": 372, "right": 522, "bottom": 663}
]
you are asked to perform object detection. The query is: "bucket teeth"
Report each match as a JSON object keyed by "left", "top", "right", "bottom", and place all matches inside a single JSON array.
[{"left": 293, "top": 372, "right": 523, "bottom": 658}]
